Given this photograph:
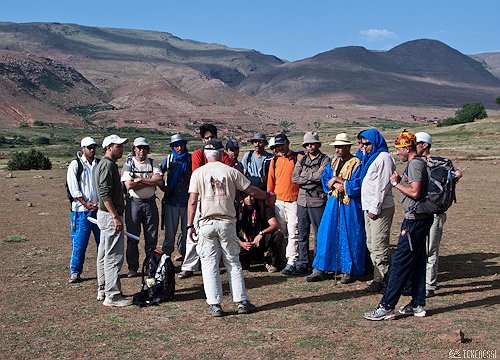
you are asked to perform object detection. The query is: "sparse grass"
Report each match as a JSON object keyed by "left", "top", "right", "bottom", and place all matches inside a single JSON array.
[{"left": 3, "top": 235, "right": 28, "bottom": 243}]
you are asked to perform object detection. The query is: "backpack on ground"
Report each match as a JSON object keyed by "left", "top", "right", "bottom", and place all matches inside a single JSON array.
[
  {"left": 410, "top": 156, "right": 457, "bottom": 215},
  {"left": 66, "top": 154, "right": 100, "bottom": 203},
  {"left": 132, "top": 249, "right": 175, "bottom": 307}
]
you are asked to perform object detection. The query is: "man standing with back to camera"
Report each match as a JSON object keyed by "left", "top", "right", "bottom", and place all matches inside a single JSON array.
[{"left": 186, "top": 139, "right": 276, "bottom": 317}]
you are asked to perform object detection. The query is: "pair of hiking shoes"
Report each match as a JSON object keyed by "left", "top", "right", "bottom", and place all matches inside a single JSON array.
[{"left": 208, "top": 301, "right": 257, "bottom": 317}]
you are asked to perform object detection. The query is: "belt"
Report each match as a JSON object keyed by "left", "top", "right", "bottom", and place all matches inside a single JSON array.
[{"left": 128, "top": 196, "right": 156, "bottom": 203}]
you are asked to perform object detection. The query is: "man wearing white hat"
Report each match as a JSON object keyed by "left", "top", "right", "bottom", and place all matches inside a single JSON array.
[
  {"left": 415, "top": 132, "right": 462, "bottom": 298},
  {"left": 67, "top": 136, "right": 101, "bottom": 283},
  {"left": 95, "top": 134, "right": 132, "bottom": 307},
  {"left": 121, "top": 137, "right": 163, "bottom": 278}
]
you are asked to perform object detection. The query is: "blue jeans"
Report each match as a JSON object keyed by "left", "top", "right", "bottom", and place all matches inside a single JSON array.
[
  {"left": 70, "top": 211, "right": 100, "bottom": 275},
  {"left": 297, "top": 204, "right": 325, "bottom": 268},
  {"left": 380, "top": 216, "right": 433, "bottom": 310}
]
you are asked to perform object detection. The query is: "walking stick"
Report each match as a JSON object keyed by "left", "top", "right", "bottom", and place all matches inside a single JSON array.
[{"left": 335, "top": 192, "right": 343, "bottom": 286}]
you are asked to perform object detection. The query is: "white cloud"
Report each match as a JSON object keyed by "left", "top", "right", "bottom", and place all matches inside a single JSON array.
[{"left": 359, "top": 29, "right": 397, "bottom": 42}]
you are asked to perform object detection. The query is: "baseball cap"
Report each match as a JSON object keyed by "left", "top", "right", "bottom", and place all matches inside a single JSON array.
[
  {"left": 226, "top": 139, "right": 239, "bottom": 150},
  {"left": 102, "top": 134, "right": 128, "bottom": 148},
  {"left": 203, "top": 139, "right": 224, "bottom": 150},
  {"left": 274, "top": 133, "right": 288, "bottom": 145},
  {"left": 415, "top": 132, "right": 432, "bottom": 144},
  {"left": 133, "top": 137, "right": 150, "bottom": 147},
  {"left": 81, "top": 137, "right": 97, "bottom": 147}
]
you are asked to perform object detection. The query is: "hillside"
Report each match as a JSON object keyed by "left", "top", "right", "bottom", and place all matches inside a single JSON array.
[
  {"left": 238, "top": 39, "right": 500, "bottom": 107},
  {"left": 471, "top": 52, "right": 500, "bottom": 79}
]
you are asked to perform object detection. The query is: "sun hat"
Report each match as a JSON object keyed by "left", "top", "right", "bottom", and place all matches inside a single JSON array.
[
  {"left": 169, "top": 133, "right": 187, "bottom": 146},
  {"left": 133, "top": 137, "right": 150, "bottom": 147},
  {"left": 395, "top": 129, "right": 416, "bottom": 148},
  {"left": 415, "top": 132, "right": 432, "bottom": 144},
  {"left": 81, "top": 137, "right": 97, "bottom": 147},
  {"left": 250, "top": 133, "right": 267, "bottom": 142},
  {"left": 302, "top": 131, "right": 321, "bottom": 147},
  {"left": 102, "top": 134, "right": 128, "bottom": 148},
  {"left": 329, "top": 133, "right": 353, "bottom": 146}
]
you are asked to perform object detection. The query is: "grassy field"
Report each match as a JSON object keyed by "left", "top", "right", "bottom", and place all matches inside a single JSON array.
[{"left": 0, "top": 118, "right": 499, "bottom": 359}]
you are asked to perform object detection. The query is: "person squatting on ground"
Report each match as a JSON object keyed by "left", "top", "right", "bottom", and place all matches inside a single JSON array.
[
  {"left": 95, "top": 134, "right": 133, "bottom": 307},
  {"left": 67, "top": 136, "right": 100, "bottom": 283},
  {"left": 364, "top": 130, "right": 433, "bottom": 320},
  {"left": 414, "top": 132, "right": 462, "bottom": 298},
  {"left": 178, "top": 124, "right": 232, "bottom": 279},
  {"left": 242, "top": 133, "right": 271, "bottom": 189},
  {"left": 357, "top": 129, "right": 396, "bottom": 293},
  {"left": 267, "top": 133, "right": 303, "bottom": 276},
  {"left": 291, "top": 131, "right": 330, "bottom": 275},
  {"left": 186, "top": 139, "right": 277, "bottom": 317},
  {"left": 121, "top": 137, "right": 163, "bottom": 278},
  {"left": 238, "top": 195, "right": 286, "bottom": 273},
  {"left": 160, "top": 133, "right": 192, "bottom": 261},
  {"left": 307, "top": 133, "right": 365, "bottom": 283}
]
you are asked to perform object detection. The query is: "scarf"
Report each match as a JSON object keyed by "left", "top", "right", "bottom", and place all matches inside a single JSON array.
[
  {"left": 358, "top": 128, "right": 389, "bottom": 180},
  {"left": 330, "top": 156, "right": 361, "bottom": 205}
]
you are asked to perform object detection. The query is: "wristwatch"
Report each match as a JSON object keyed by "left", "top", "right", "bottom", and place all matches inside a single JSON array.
[
  {"left": 391, "top": 181, "right": 398, "bottom": 187},
  {"left": 186, "top": 224, "right": 195, "bottom": 230},
  {"left": 258, "top": 230, "right": 264, "bottom": 236}
]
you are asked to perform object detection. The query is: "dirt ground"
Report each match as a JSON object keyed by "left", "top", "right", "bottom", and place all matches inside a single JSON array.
[{"left": 0, "top": 158, "right": 499, "bottom": 359}]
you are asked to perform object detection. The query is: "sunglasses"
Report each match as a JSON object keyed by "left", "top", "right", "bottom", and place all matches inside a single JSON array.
[
  {"left": 252, "top": 140, "right": 265, "bottom": 144},
  {"left": 136, "top": 145, "right": 149, "bottom": 150},
  {"left": 303, "top": 143, "right": 317, "bottom": 147},
  {"left": 85, "top": 145, "right": 97, "bottom": 150},
  {"left": 361, "top": 141, "right": 372, "bottom": 147}
]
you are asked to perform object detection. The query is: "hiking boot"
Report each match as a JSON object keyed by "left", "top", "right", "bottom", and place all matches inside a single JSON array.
[
  {"left": 306, "top": 271, "right": 326, "bottom": 282},
  {"left": 207, "top": 304, "right": 224, "bottom": 317},
  {"left": 265, "top": 264, "right": 279, "bottom": 273},
  {"left": 237, "top": 300, "right": 257, "bottom": 314},
  {"left": 102, "top": 295, "right": 133, "bottom": 307},
  {"left": 281, "top": 264, "right": 296, "bottom": 275},
  {"left": 127, "top": 270, "right": 138, "bottom": 278},
  {"left": 69, "top": 274, "right": 81, "bottom": 283},
  {"left": 365, "top": 280, "right": 383, "bottom": 293},
  {"left": 399, "top": 303, "right": 426, "bottom": 317},
  {"left": 425, "top": 289, "right": 435, "bottom": 298},
  {"left": 291, "top": 266, "right": 309, "bottom": 276},
  {"left": 177, "top": 270, "right": 193, "bottom": 279},
  {"left": 364, "top": 305, "right": 395, "bottom": 321},
  {"left": 341, "top": 273, "right": 353, "bottom": 284}
]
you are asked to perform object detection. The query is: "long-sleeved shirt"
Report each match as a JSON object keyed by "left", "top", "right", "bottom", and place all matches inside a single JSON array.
[
  {"left": 361, "top": 152, "right": 395, "bottom": 215},
  {"left": 292, "top": 152, "right": 331, "bottom": 207},
  {"left": 267, "top": 151, "right": 302, "bottom": 202},
  {"left": 191, "top": 148, "right": 231, "bottom": 171},
  {"left": 95, "top": 156, "right": 125, "bottom": 216},
  {"left": 67, "top": 155, "right": 99, "bottom": 212}
]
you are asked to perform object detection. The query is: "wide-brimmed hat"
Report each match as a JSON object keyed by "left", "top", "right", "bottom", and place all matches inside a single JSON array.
[
  {"left": 329, "top": 133, "right": 353, "bottom": 146},
  {"left": 102, "top": 134, "right": 128, "bottom": 148},
  {"left": 415, "top": 132, "right": 432, "bottom": 144},
  {"left": 133, "top": 137, "right": 150, "bottom": 147},
  {"left": 169, "top": 133, "right": 187, "bottom": 146},
  {"left": 81, "top": 137, "right": 96, "bottom": 147},
  {"left": 250, "top": 133, "right": 267, "bottom": 142},
  {"left": 302, "top": 131, "right": 321, "bottom": 147},
  {"left": 395, "top": 129, "right": 416, "bottom": 148},
  {"left": 274, "top": 133, "right": 288, "bottom": 145}
]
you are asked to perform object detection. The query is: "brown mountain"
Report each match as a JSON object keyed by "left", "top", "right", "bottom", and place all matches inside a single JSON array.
[
  {"left": 471, "top": 52, "right": 500, "bottom": 80},
  {"left": 238, "top": 39, "right": 500, "bottom": 107}
]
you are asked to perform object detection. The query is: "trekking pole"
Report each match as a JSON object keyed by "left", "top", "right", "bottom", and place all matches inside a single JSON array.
[{"left": 87, "top": 216, "right": 140, "bottom": 241}]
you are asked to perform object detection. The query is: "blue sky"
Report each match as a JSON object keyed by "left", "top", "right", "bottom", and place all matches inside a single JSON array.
[{"left": 2, "top": 0, "right": 499, "bottom": 61}]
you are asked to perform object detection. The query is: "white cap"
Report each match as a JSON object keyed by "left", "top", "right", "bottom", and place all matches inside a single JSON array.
[
  {"left": 80, "top": 137, "right": 96, "bottom": 147},
  {"left": 133, "top": 137, "right": 150, "bottom": 147},
  {"left": 415, "top": 132, "right": 432, "bottom": 144},
  {"left": 268, "top": 136, "right": 276, "bottom": 149},
  {"left": 102, "top": 134, "right": 128, "bottom": 148}
]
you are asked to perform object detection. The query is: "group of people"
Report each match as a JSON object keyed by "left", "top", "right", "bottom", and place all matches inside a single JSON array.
[{"left": 66, "top": 123, "right": 460, "bottom": 319}]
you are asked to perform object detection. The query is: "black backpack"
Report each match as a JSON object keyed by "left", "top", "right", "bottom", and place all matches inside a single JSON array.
[
  {"left": 410, "top": 156, "right": 457, "bottom": 215},
  {"left": 66, "top": 155, "right": 100, "bottom": 203},
  {"left": 133, "top": 249, "right": 175, "bottom": 307}
]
